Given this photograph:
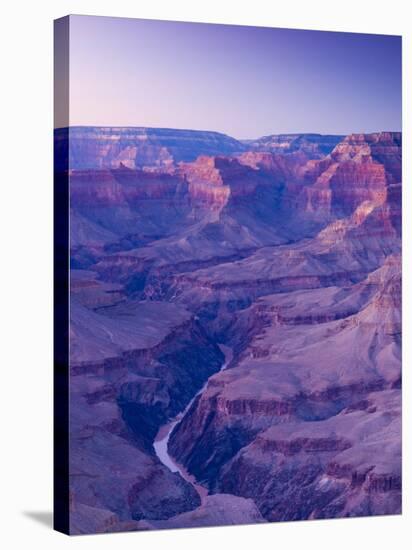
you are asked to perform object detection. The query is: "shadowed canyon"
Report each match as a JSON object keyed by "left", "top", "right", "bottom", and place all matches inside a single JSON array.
[{"left": 59, "top": 127, "right": 401, "bottom": 533}]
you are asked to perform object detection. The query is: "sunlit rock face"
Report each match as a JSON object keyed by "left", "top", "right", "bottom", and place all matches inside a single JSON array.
[
  {"left": 62, "top": 127, "right": 401, "bottom": 533},
  {"left": 296, "top": 132, "right": 402, "bottom": 220}
]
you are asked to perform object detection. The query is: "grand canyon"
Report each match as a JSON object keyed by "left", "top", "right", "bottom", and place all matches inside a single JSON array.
[{"left": 59, "top": 126, "right": 401, "bottom": 534}]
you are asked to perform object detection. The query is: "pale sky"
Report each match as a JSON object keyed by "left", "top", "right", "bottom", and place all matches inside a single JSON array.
[{"left": 56, "top": 15, "right": 402, "bottom": 139}]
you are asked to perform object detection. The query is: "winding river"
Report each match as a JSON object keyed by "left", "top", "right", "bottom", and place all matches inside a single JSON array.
[{"left": 153, "top": 344, "right": 233, "bottom": 501}]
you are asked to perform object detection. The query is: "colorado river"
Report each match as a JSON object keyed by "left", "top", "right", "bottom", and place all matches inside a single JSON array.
[{"left": 153, "top": 344, "right": 233, "bottom": 501}]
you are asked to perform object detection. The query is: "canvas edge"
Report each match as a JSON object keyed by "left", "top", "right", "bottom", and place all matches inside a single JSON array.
[{"left": 53, "top": 14, "right": 71, "bottom": 536}]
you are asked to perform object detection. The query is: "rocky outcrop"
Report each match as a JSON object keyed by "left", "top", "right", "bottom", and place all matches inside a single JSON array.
[
  {"left": 180, "top": 154, "right": 285, "bottom": 205},
  {"left": 295, "top": 132, "right": 402, "bottom": 221},
  {"left": 331, "top": 132, "right": 402, "bottom": 183},
  {"left": 217, "top": 390, "right": 401, "bottom": 521},
  {"left": 179, "top": 156, "right": 231, "bottom": 213},
  {"left": 146, "top": 494, "right": 266, "bottom": 529}
]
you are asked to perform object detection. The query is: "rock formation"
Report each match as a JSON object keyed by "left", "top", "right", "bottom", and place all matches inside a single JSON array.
[
  {"left": 56, "top": 126, "right": 247, "bottom": 171},
  {"left": 61, "top": 127, "right": 401, "bottom": 533},
  {"left": 243, "top": 133, "right": 344, "bottom": 159}
]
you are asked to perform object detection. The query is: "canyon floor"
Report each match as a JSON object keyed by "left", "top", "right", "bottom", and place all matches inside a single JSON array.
[{"left": 61, "top": 128, "right": 402, "bottom": 534}]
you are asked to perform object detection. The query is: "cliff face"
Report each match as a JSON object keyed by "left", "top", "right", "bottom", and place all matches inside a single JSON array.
[
  {"left": 218, "top": 389, "right": 401, "bottom": 521},
  {"left": 296, "top": 132, "right": 402, "bottom": 220},
  {"left": 180, "top": 155, "right": 287, "bottom": 216},
  {"left": 65, "top": 128, "right": 402, "bottom": 532},
  {"left": 56, "top": 126, "right": 246, "bottom": 171},
  {"left": 331, "top": 132, "right": 402, "bottom": 183}
]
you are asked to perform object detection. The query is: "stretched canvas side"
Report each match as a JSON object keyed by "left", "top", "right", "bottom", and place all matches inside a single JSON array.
[
  {"left": 54, "top": 15, "right": 402, "bottom": 535},
  {"left": 53, "top": 15, "right": 70, "bottom": 535}
]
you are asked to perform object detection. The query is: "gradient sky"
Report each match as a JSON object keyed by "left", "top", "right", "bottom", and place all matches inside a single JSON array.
[{"left": 65, "top": 15, "right": 401, "bottom": 139}]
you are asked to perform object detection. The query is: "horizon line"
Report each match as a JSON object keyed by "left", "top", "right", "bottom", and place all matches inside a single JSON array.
[{"left": 54, "top": 125, "right": 402, "bottom": 142}]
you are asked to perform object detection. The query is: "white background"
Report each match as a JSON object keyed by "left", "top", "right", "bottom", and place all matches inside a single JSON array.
[{"left": 0, "top": 0, "right": 410, "bottom": 548}]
